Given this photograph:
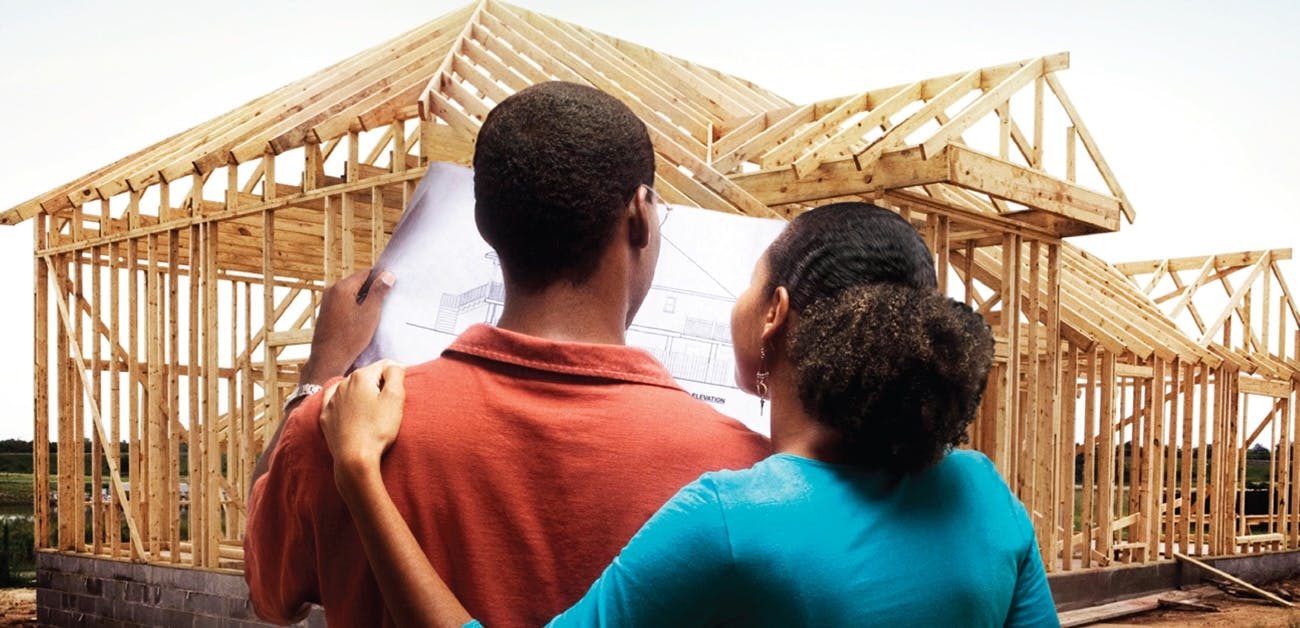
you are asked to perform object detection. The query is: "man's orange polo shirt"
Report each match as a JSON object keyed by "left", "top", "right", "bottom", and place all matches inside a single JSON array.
[{"left": 244, "top": 324, "right": 771, "bottom": 627}]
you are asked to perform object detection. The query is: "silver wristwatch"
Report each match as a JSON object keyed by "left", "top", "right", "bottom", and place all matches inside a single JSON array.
[{"left": 283, "top": 383, "right": 323, "bottom": 414}]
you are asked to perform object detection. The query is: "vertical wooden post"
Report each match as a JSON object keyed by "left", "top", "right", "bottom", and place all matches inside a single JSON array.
[
  {"left": 262, "top": 210, "right": 279, "bottom": 434},
  {"left": 167, "top": 230, "right": 181, "bottom": 563},
  {"left": 997, "top": 235, "right": 1021, "bottom": 480},
  {"left": 1059, "top": 342, "right": 1077, "bottom": 570},
  {"left": 228, "top": 269, "right": 241, "bottom": 537},
  {"left": 391, "top": 120, "right": 407, "bottom": 173},
  {"left": 1237, "top": 393, "right": 1249, "bottom": 542},
  {"left": 146, "top": 233, "right": 162, "bottom": 559},
  {"left": 1081, "top": 348, "right": 1098, "bottom": 568},
  {"left": 935, "top": 215, "right": 949, "bottom": 295},
  {"left": 107, "top": 240, "right": 121, "bottom": 557},
  {"left": 1290, "top": 387, "right": 1300, "bottom": 548},
  {"left": 71, "top": 252, "right": 85, "bottom": 551},
  {"left": 91, "top": 243, "right": 103, "bottom": 554},
  {"left": 241, "top": 282, "right": 255, "bottom": 508},
  {"left": 1262, "top": 264, "right": 1272, "bottom": 352},
  {"left": 205, "top": 222, "right": 222, "bottom": 569},
  {"left": 1272, "top": 397, "right": 1284, "bottom": 538},
  {"left": 1145, "top": 359, "right": 1165, "bottom": 561},
  {"left": 342, "top": 192, "right": 356, "bottom": 275},
  {"left": 54, "top": 254, "right": 72, "bottom": 551},
  {"left": 1164, "top": 360, "right": 1181, "bottom": 556},
  {"left": 304, "top": 143, "right": 321, "bottom": 191},
  {"left": 1023, "top": 241, "right": 1042, "bottom": 554},
  {"left": 963, "top": 242, "right": 975, "bottom": 307},
  {"left": 1128, "top": 372, "right": 1144, "bottom": 561},
  {"left": 1032, "top": 76, "right": 1044, "bottom": 168},
  {"left": 1044, "top": 243, "right": 1062, "bottom": 569},
  {"left": 1065, "top": 126, "right": 1077, "bottom": 182},
  {"left": 998, "top": 105, "right": 1010, "bottom": 160},
  {"left": 1098, "top": 351, "right": 1116, "bottom": 560},
  {"left": 1196, "top": 363, "right": 1209, "bottom": 555},
  {"left": 33, "top": 217, "right": 50, "bottom": 549},
  {"left": 264, "top": 149, "right": 277, "bottom": 202},
  {"left": 324, "top": 195, "right": 337, "bottom": 283},
  {"left": 1179, "top": 361, "right": 1195, "bottom": 555},
  {"left": 1210, "top": 366, "right": 1225, "bottom": 555},
  {"left": 189, "top": 224, "right": 204, "bottom": 567},
  {"left": 127, "top": 239, "right": 142, "bottom": 560}
]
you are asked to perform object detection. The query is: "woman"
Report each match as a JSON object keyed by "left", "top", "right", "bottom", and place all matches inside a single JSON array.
[{"left": 320, "top": 203, "right": 1058, "bottom": 627}]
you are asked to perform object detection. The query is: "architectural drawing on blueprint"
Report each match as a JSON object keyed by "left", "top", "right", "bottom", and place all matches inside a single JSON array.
[
  {"left": 429, "top": 250, "right": 740, "bottom": 390},
  {"left": 357, "top": 162, "right": 786, "bottom": 432}
]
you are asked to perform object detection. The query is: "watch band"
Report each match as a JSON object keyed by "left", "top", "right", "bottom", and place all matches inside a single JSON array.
[{"left": 283, "top": 383, "right": 323, "bottom": 414}]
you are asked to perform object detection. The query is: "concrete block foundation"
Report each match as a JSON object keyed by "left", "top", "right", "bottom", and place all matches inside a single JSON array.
[{"left": 35, "top": 551, "right": 326, "bottom": 627}]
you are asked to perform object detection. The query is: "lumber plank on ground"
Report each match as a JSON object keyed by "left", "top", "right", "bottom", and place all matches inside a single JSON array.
[{"left": 1057, "top": 595, "right": 1160, "bottom": 627}]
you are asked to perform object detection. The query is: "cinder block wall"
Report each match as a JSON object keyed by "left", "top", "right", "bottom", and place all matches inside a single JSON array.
[{"left": 35, "top": 552, "right": 327, "bottom": 627}]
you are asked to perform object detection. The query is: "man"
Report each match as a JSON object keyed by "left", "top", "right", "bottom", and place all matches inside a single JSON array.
[{"left": 244, "top": 82, "right": 771, "bottom": 627}]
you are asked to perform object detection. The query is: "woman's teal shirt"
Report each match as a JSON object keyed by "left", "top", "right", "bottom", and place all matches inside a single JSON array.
[{"left": 471, "top": 449, "right": 1058, "bottom": 627}]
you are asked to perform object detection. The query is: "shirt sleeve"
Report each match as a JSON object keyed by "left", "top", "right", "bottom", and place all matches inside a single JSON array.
[
  {"left": 538, "top": 476, "right": 736, "bottom": 628},
  {"left": 1004, "top": 510, "right": 1059, "bottom": 627},
  {"left": 243, "top": 397, "right": 324, "bottom": 624}
]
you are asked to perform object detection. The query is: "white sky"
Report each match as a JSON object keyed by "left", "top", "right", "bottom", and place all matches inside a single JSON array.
[{"left": 0, "top": 0, "right": 1296, "bottom": 440}]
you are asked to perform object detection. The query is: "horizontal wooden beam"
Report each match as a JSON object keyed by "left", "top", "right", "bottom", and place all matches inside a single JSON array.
[
  {"left": 945, "top": 145, "right": 1120, "bottom": 233},
  {"left": 1114, "top": 249, "right": 1293, "bottom": 275},
  {"left": 1238, "top": 374, "right": 1291, "bottom": 398},
  {"left": 733, "top": 145, "right": 1121, "bottom": 236}
]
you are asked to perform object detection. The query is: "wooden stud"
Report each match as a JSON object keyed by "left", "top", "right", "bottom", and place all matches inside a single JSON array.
[
  {"left": 146, "top": 233, "right": 162, "bottom": 559},
  {"left": 1081, "top": 348, "right": 1098, "bottom": 567},
  {"left": 70, "top": 254, "right": 85, "bottom": 552},
  {"left": 168, "top": 230, "right": 181, "bottom": 563},
  {"left": 188, "top": 224, "right": 203, "bottom": 567},
  {"left": 33, "top": 217, "right": 50, "bottom": 550},
  {"left": 1098, "top": 350, "right": 1117, "bottom": 559},
  {"left": 91, "top": 242, "right": 103, "bottom": 554},
  {"left": 205, "top": 222, "right": 222, "bottom": 569},
  {"left": 127, "top": 240, "right": 141, "bottom": 560},
  {"left": 1164, "top": 360, "right": 1180, "bottom": 556},
  {"left": 1196, "top": 363, "right": 1209, "bottom": 555},
  {"left": 262, "top": 210, "right": 279, "bottom": 436}
]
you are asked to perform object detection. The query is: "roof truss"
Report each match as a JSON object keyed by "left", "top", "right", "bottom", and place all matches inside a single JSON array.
[{"left": 4, "top": 0, "right": 1132, "bottom": 256}]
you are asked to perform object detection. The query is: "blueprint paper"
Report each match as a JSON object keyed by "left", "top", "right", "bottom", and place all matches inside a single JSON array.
[{"left": 355, "top": 162, "right": 787, "bottom": 434}]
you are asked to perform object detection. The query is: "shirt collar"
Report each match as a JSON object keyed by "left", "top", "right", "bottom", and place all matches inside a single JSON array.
[{"left": 444, "top": 324, "right": 684, "bottom": 390}]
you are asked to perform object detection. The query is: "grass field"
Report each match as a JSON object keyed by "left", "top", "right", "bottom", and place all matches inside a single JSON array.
[
  {"left": 0, "top": 473, "right": 36, "bottom": 586},
  {"left": 0, "top": 474, "right": 34, "bottom": 509}
]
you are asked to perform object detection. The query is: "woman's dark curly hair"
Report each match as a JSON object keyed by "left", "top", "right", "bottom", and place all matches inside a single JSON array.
[{"left": 766, "top": 203, "right": 994, "bottom": 475}]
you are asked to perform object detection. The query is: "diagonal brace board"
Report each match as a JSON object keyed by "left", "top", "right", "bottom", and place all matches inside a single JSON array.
[
  {"left": 1199, "top": 253, "right": 1271, "bottom": 346},
  {"left": 46, "top": 257, "right": 146, "bottom": 558},
  {"left": 921, "top": 57, "right": 1047, "bottom": 159}
]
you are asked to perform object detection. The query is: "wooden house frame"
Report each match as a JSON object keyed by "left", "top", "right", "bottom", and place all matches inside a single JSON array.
[{"left": 7, "top": 0, "right": 1297, "bottom": 579}]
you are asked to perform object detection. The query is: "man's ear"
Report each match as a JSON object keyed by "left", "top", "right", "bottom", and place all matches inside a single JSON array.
[
  {"left": 628, "top": 186, "right": 652, "bottom": 249},
  {"left": 761, "top": 286, "right": 791, "bottom": 345}
]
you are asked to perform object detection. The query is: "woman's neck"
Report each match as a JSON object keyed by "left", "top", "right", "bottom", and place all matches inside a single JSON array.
[{"left": 766, "top": 370, "right": 848, "bottom": 463}]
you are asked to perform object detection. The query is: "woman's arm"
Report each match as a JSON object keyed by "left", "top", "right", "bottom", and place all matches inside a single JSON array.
[
  {"left": 545, "top": 478, "right": 736, "bottom": 627},
  {"left": 320, "top": 361, "right": 472, "bottom": 628},
  {"left": 323, "top": 362, "right": 739, "bottom": 627}
]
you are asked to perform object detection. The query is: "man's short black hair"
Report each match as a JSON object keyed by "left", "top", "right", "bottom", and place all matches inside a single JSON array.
[{"left": 473, "top": 81, "right": 655, "bottom": 290}]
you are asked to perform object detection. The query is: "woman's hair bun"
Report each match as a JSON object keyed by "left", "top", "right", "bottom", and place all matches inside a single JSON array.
[{"left": 790, "top": 284, "right": 994, "bottom": 475}]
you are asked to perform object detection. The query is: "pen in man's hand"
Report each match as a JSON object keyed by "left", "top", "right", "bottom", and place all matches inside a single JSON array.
[{"left": 355, "top": 269, "right": 379, "bottom": 304}]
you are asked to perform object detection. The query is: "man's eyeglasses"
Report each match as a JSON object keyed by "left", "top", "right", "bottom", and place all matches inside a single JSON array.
[{"left": 642, "top": 184, "right": 672, "bottom": 227}]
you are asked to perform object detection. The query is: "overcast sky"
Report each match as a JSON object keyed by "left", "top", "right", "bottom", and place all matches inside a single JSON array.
[{"left": 0, "top": 0, "right": 1296, "bottom": 440}]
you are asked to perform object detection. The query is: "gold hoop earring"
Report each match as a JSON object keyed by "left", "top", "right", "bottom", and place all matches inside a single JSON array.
[{"left": 756, "top": 346, "right": 769, "bottom": 415}]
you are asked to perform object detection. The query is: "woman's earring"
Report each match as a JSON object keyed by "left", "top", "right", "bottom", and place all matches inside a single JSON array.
[{"left": 756, "top": 346, "right": 769, "bottom": 415}]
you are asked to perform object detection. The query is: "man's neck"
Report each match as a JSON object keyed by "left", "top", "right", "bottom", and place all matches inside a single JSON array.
[{"left": 495, "top": 282, "right": 631, "bottom": 345}]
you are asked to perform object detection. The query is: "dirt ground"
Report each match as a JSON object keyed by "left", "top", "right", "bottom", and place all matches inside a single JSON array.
[
  {"left": 1104, "top": 576, "right": 1300, "bottom": 627},
  {"left": 0, "top": 589, "right": 35, "bottom": 627},
  {"left": 3, "top": 581, "right": 1300, "bottom": 626}
]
